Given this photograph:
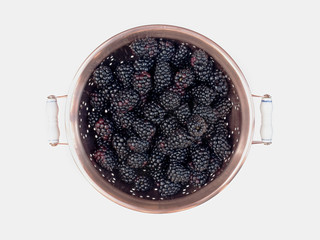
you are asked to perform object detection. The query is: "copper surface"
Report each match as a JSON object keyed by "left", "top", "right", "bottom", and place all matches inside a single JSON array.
[{"left": 65, "top": 25, "right": 255, "bottom": 213}]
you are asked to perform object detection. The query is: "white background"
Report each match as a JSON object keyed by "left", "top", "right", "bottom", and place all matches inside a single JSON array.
[{"left": 1, "top": 0, "right": 319, "bottom": 239}]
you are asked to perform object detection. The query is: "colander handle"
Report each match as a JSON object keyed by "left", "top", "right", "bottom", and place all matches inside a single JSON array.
[
  {"left": 252, "top": 94, "right": 273, "bottom": 145},
  {"left": 46, "top": 95, "right": 68, "bottom": 146}
]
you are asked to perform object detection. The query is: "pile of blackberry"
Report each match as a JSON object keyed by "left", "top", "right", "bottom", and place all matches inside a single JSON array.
[{"left": 86, "top": 38, "right": 233, "bottom": 199}]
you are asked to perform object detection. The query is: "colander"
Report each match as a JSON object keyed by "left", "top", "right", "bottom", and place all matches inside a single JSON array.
[{"left": 46, "top": 25, "right": 273, "bottom": 213}]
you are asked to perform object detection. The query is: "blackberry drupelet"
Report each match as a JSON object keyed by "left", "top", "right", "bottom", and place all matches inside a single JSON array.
[
  {"left": 111, "top": 89, "right": 140, "bottom": 113},
  {"left": 132, "top": 119, "right": 156, "bottom": 141},
  {"left": 92, "top": 65, "right": 113, "bottom": 89},
  {"left": 127, "top": 153, "right": 148, "bottom": 168},
  {"left": 214, "top": 97, "right": 233, "bottom": 118},
  {"left": 167, "top": 164, "right": 191, "bottom": 184},
  {"left": 191, "top": 49, "right": 209, "bottom": 71},
  {"left": 174, "top": 69, "right": 195, "bottom": 89},
  {"left": 174, "top": 103, "right": 191, "bottom": 125},
  {"left": 116, "top": 64, "right": 134, "bottom": 88},
  {"left": 187, "top": 115, "right": 208, "bottom": 137},
  {"left": 159, "top": 90, "right": 181, "bottom": 111},
  {"left": 112, "top": 133, "right": 130, "bottom": 161},
  {"left": 209, "top": 136, "right": 232, "bottom": 161},
  {"left": 127, "top": 136, "right": 149, "bottom": 153},
  {"left": 143, "top": 102, "right": 166, "bottom": 125},
  {"left": 157, "top": 39, "right": 175, "bottom": 62},
  {"left": 191, "top": 85, "right": 216, "bottom": 106},
  {"left": 191, "top": 146, "right": 210, "bottom": 171},
  {"left": 90, "top": 90, "right": 106, "bottom": 111},
  {"left": 169, "top": 148, "right": 188, "bottom": 164},
  {"left": 119, "top": 164, "right": 137, "bottom": 183},
  {"left": 130, "top": 38, "right": 159, "bottom": 58},
  {"left": 154, "top": 61, "right": 172, "bottom": 93},
  {"left": 159, "top": 179, "right": 181, "bottom": 197},
  {"left": 189, "top": 170, "right": 208, "bottom": 187},
  {"left": 171, "top": 44, "right": 191, "bottom": 68},
  {"left": 133, "top": 58, "right": 154, "bottom": 72},
  {"left": 132, "top": 71, "right": 152, "bottom": 96},
  {"left": 193, "top": 105, "right": 218, "bottom": 124},
  {"left": 93, "top": 147, "right": 118, "bottom": 171},
  {"left": 134, "top": 176, "right": 152, "bottom": 192},
  {"left": 94, "top": 117, "right": 114, "bottom": 142},
  {"left": 159, "top": 116, "right": 179, "bottom": 137}
]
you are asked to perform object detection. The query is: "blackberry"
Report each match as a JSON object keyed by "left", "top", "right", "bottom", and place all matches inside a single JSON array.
[
  {"left": 130, "top": 38, "right": 159, "bottom": 58},
  {"left": 112, "top": 111, "right": 134, "bottom": 129},
  {"left": 159, "top": 116, "right": 179, "bottom": 137},
  {"left": 174, "top": 103, "right": 191, "bottom": 125},
  {"left": 103, "top": 82, "right": 122, "bottom": 101},
  {"left": 195, "top": 60, "right": 214, "bottom": 83},
  {"left": 191, "top": 49, "right": 209, "bottom": 71},
  {"left": 119, "top": 164, "right": 137, "bottom": 183},
  {"left": 171, "top": 44, "right": 191, "bottom": 68},
  {"left": 174, "top": 69, "right": 195, "bottom": 89},
  {"left": 157, "top": 39, "right": 175, "bottom": 62},
  {"left": 111, "top": 89, "right": 140, "bottom": 113},
  {"left": 90, "top": 90, "right": 106, "bottom": 111},
  {"left": 127, "top": 136, "right": 149, "bottom": 153},
  {"left": 189, "top": 171, "right": 208, "bottom": 187},
  {"left": 132, "top": 119, "right": 156, "bottom": 141},
  {"left": 169, "top": 148, "right": 188, "bottom": 164},
  {"left": 95, "top": 135, "right": 109, "bottom": 147},
  {"left": 128, "top": 153, "right": 148, "bottom": 168},
  {"left": 214, "top": 98, "right": 233, "bottom": 118},
  {"left": 209, "top": 136, "right": 232, "bottom": 161},
  {"left": 191, "top": 146, "right": 210, "bottom": 171},
  {"left": 160, "top": 91, "right": 181, "bottom": 111},
  {"left": 193, "top": 105, "right": 218, "bottom": 124},
  {"left": 158, "top": 179, "right": 181, "bottom": 197},
  {"left": 208, "top": 155, "right": 223, "bottom": 175},
  {"left": 93, "top": 148, "right": 117, "bottom": 171},
  {"left": 112, "top": 133, "right": 130, "bottom": 160},
  {"left": 167, "top": 129, "right": 193, "bottom": 150},
  {"left": 134, "top": 176, "right": 152, "bottom": 192},
  {"left": 133, "top": 58, "right": 154, "bottom": 72},
  {"left": 92, "top": 65, "right": 113, "bottom": 89},
  {"left": 208, "top": 69, "right": 229, "bottom": 98},
  {"left": 116, "top": 64, "right": 134, "bottom": 88},
  {"left": 154, "top": 62, "right": 172, "bottom": 93},
  {"left": 187, "top": 115, "right": 208, "bottom": 137},
  {"left": 154, "top": 136, "right": 171, "bottom": 155},
  {"left": 143, "top": 102, "right": 166, "bottom": 125},
  {"left": 167, "top": 164, "right": 190, "bottom": 184},
  {"left": 132, "top": 71, "right": 152, "bottom": 96},
  {"left": 148, "top": 150, "right": 166, "bottom": 170},
  {"left": 168, "top": 85, "right": 186, "bottom": 96},
  {"left": 149, "top": 168, "right": 166, "bottom": 183},
  {"left": 214, "top": 119, "right": 229, "bottom": 138},
  {"left": 94, "top": 117, "right": 114, "bottom": 142},
  {"left": 191, "top": 85, "right": 216, "bottom": 106},
  {"left": 87, "top": 109, "right": 102, "bottom": 129}
]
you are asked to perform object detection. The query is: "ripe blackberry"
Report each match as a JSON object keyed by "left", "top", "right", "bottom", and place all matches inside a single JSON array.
[
  {"left": 214, "top": 119, "right": 229, "bottom": 138},
  {"left": 167, "top": 164, "right": 190, "bottom": 184},
  {"left": 195, "top": 60, "right": 214, "bottom": 83},
  {"left": 191, "top": 85, "right": 216, "bottom": 106},
  {"left": 127, "top": 136, "right": 149, "bottom": 153},
  {"left": 167, "top": 129, "right": 193, "bottom": 150},
  {"left": 149, "top": 168, "right": 166, "bottom": 183},
  {"left": 134, "top": 176, "right": 152, "bottom": 192},
  {"left": 191, "top": 49, "right": 209, "bottom": 72},
  {"left": 158, "top": 179, "right": 181, "bottom": 197},
  {"left": 143, "top": 102, "right": 166, "bottom": 125},
  {"left": 128, "top": 153, "right": 148, "bottom": 168},
  {"left": 93, "top": 148, "right": 117, "bottom": 171},
  {"left": 119, "top": 164, "right": 137, "bottom": 183},
  {"left": 174, "top": 69, "right": 195, "bottom": 89},
  {"left": 187, "top": 115, "right": 208, "bottom": 137},
  {"left": 92, "top": 65, "right": 113, "bottom": 89},
  {"left": 111, "top": 89, "right": 140, "bottom": 113},
  {"left": 168, "top": 85, "right": 186, "bottom": 96},
  {"left": 154, "top": 61, "right": 172, "bottom": 93},
  {"left": 191, "top": 146, "right": 210, "bottom": 171},
  {"left": 209, "top": 136, "right": 232, "bottom": 161},
  {"left": 132, "top": 119, "right": 156, "bottom": 141},
  {"left": 208, "top": 69, "right": 229, "bottom": 98},
  {"left": 148, "top": 150, "right": 167, "bottom": 170},
  {"left": 154, "top": 136, "right": 171, "bottom": 155},
  {"left": 112, "top": 111, "right": 134, "bottom": 129},
  {"left": 132, "top": 71, "right": 152, "bottom": 96},
  {"left": 130, "top": 38, "right": 159, "bottom": 58},
  {"left": 95, "top": 135, "right": 110, "bottom": 147},
  {"left": 169, "top": 148, "right": 188, "bottom": 164},
  {"left": 94, "top": 117, "right": 114, "bottom": 142},
  {"left": 133, "top": 58, "right": 154, "bottom": 72},
  {"left": 157, "top": 40, "right": 175, "bottom": 62},
  {"left": 87, "top": 109, "right": 102, "bottom": 129},
  {"left": 159, "top": 116, "right": 179, "bottom": 137},
  {"left": 174, "top": 103, "right": 191, "bottom": 125},
  {"left": 193, "top": 105, "right": 219, "bottom": 124},
  {"left": 171, "top": 44, "right": 191, "bottom": 68},
  {"left": 208, "top": 155, "right": 223, "bottom": 175},
  {"left": 103, "top": 82, "right": 122, "bottom": 101},
  {"left": 189, "top": 171, "right": 208, "bottom": 187},
  {"left": 112, "top": 133, "right": 130, "bottom": 161},
  {"left": 159, "top": 91, "right": 181, "bottom": 111},
  {"left": 116, "top": 64, "right": 134, "bottom": 88},
  {"left": 90, "top": 90, "right": 106, "bottom": 111},
  {"left": 214, "top": 98, "right": 233, "bottom": 118}
]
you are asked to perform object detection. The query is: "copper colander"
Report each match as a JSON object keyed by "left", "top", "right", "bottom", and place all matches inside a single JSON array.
[{"left": 57, "top": 25, "right": 260, "bottom": 213}]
